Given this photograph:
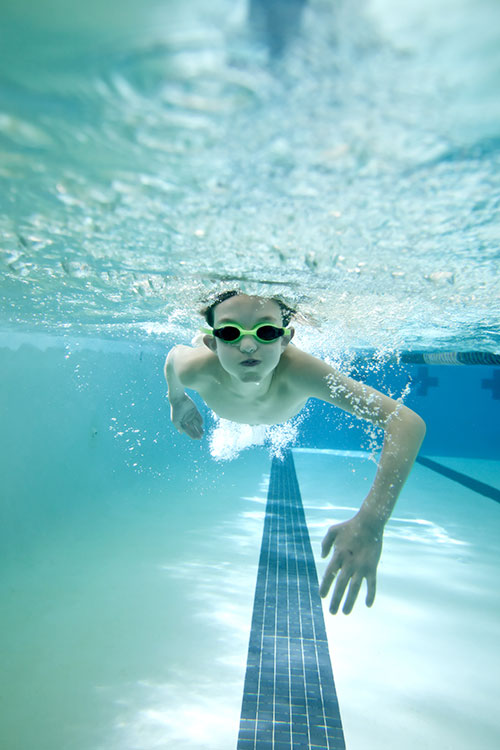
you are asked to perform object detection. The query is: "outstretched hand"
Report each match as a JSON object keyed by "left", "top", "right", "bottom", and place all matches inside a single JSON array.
[
  {"left": 170, "top": 394, "right": 204, "bottom": 439},
  {"left": 319, "top": 513, "right": 383, "bottom": 615}
]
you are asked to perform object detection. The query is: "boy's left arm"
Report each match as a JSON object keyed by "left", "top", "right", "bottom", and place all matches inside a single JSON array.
[{"left": 296, "top": 351, "right": 426, "bottom": 614}]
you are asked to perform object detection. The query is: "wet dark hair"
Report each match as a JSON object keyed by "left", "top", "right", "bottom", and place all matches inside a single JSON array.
[{"left": 200, "top": 290, "right": 296, "bottom": 328}]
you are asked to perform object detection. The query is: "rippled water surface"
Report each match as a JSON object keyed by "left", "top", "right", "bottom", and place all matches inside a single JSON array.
[{"left": 1, "top": 0, "right": 499, "bottom": 351}]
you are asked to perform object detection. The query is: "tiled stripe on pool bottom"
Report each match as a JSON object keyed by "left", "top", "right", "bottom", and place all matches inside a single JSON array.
[
  {"left": 416, "top": 456, "right": 500, "bottom": 504},
  {"left": 237, "top": 450, "right": 345, "bottom": 750}
]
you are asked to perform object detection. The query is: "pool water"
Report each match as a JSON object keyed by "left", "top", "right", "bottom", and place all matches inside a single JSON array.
[
  {"left": 1, "top": 0, "right": 499, "bottom": 747},
  {"left": 1, "top": 336, "right": 499, "bottom": 749},
  {"left": 295, "top": 450, "right": 500, "bottom": 750}
]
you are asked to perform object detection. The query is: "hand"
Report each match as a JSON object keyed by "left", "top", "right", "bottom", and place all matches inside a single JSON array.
[
  {"left": 319, "top": 513, "right": 383, "bottom": 615},
  {"left": 170, "top": 395, "right": 204, "bottom": 440}
]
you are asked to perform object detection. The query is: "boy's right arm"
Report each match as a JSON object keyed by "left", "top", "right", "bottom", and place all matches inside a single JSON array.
[{"left": 164, "top": 347, "right": 204, "bottom": 440}]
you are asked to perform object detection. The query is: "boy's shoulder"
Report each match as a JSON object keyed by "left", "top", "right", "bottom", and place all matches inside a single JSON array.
[
  {"left": 279, "top": 345, "right": 342, "bottom": 394},
  {"left": 168, "top": 344, "right": 217, "bottom": 388},
  {"left": 281, "top": 344, "right": 327, "bottom": 374},
  {"left": 278, "top": 344, "right": 323, "bottom": 384}
]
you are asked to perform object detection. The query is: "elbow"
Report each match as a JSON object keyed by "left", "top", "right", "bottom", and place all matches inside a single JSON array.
[
  {"left": 404, "top": 407, "right": 426, "bottom": 443},
  {"left": 388, "top": 405, "right": 426, "bottom": 442},
  {"left": 165, "top": 346, "right": 179, "bottom": 369},
  {"left": 415, "top": 414, "right": 426, "bottom": 443},
  {"left": 164, "top": 348, "right": 177, "bottom": 380}
]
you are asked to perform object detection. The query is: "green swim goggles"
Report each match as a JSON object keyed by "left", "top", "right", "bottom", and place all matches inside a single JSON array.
[{"left": 201, "top": 322, "right": 291, "bottom": 343}]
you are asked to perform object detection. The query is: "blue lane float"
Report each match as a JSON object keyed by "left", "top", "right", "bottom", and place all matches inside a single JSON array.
[
  {"left": 352, "top": 351, "right": 500, "bottom": 366},
  {"left": 397, "top": 351, "right": 500, "bottom": 366}
]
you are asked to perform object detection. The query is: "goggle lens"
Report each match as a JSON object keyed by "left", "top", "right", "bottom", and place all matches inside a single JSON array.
[
  {"left": 215, "top": 326, "right": 240, "bottom": 342},
  {"left": 213, "top": 324, "right": 285, "bottom": 343},
  {"left": 255, "top": 325, "right": 283, "bottom": 341}
]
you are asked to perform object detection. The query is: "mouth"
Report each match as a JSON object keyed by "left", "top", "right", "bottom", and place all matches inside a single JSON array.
[{"left": 240, "top": 359, "right": 261, "bottom": 367}]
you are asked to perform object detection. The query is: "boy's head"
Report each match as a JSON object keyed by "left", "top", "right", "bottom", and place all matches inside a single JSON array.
[
  {"left": 200, "top": 291, "right": 295, "bottom": 384},
  {"left": 200, "top": 290, "right": 296, "bottom": 328}
]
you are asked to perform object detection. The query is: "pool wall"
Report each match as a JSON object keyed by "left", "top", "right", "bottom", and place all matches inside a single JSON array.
[{"left": 298, "top": 358, "right": 499, "bottom": 459}]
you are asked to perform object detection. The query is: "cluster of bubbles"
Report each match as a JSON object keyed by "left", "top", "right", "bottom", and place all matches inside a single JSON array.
[{"left": 208, "top": 413, "right": 304, "bottom": 462}]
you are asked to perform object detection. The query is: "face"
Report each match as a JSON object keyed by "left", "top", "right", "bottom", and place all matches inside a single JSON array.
[{"left": 205, "top": 295, "right": 293, "bottom": 384}]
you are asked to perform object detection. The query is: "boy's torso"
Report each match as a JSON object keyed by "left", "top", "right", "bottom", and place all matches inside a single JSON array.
[{"left": 177, "top": 344, "right": 308, "bottom": 424}]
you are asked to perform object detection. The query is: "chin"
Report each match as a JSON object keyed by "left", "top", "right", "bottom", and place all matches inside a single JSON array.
[{"left": 239, "top": 370, "right": 263, "bottom": 382}]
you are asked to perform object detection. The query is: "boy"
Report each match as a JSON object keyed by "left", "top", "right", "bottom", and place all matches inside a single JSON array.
[{"left": 165, "top": 291, "right": 426, "bottom": 614}]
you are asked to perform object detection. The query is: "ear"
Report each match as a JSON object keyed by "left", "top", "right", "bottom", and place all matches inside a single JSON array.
[{"left": 203, "top": 334, "right": 217, "bottom": 352}]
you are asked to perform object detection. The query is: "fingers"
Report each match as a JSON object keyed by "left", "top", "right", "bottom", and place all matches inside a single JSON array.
[
  {"left": 341, "top": 576, "right": 363, "bottom": 615},
  {"left": 320, "top": 518, "right": 381, "bottom": 614},
  {"left": 320, "top": 548, "right": 374, "bottom": 614},
  {"left": 365, "top": 573, "right": 377, "bottom": 608},
  {"left": 319, "top": 553, "right": 342, "bottom": 598},
  {"left": 179, "top": 414, "right": 204, "bottom": 440},
  {"left": 324, "top": 571, "right": 364, "bottom": 615},
  {"left": 321, "top": 525, "right": 339, "bottom": 559},
  {"left": 184, "top": 420, "right": 204, "bottom": 439},
  {"left": 328, "top": 569, "right": 358, "bottom": 614}
]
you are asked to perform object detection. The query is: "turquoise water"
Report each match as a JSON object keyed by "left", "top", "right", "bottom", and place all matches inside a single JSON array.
[
  {"left": 1, "top": 1, "right": 500, "bottom": 748},
  {"left": 2, "top": 424, "right": 499, "bottom": 748},
  {"left": 1, "top": 336, "right": 499, "bottom": 749}
]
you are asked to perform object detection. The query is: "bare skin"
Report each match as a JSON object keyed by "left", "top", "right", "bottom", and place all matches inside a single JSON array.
[{"left": 165, "top": 294, "right": 426, "bottom": 614}]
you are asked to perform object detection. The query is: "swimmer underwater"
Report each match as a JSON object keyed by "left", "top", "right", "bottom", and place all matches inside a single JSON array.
[{"left": 165, "top": 291, "right": 426, "bottom": 615}]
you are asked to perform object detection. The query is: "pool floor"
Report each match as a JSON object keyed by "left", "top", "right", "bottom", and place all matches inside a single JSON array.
[{"left": 1, "top": 449, "right": 499, "bottom": 749}]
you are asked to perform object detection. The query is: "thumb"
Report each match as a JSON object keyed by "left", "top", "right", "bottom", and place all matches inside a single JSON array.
[{"left": 321, "top": 525, "right": 339, "bottom": 558}]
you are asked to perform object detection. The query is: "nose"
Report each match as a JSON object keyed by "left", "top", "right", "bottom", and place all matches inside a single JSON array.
[{"left": 239, "top": 335, "right": 258, "bottom": 354}]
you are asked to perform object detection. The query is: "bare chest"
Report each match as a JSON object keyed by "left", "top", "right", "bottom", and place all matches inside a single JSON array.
[{"left": 197, "top": 379, "right": 307, "bottom": 425}]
